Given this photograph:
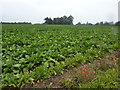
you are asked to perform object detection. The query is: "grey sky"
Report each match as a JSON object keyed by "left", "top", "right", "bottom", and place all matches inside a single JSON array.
[
  {"left": 1, "top": 0, "right": 119, "bottom": 24},
  {"left": 119, "top": 1, "right": 120, "bottom": 21}
]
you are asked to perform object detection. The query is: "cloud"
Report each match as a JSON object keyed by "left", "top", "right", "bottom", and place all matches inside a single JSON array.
[{"left": 1, "top": 0, "right": 119, "bottom": 24}]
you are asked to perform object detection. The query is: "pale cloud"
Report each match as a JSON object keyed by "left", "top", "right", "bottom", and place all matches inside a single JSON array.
[{"left": 1, "top": 0, "right": 119, "bottom": 24}]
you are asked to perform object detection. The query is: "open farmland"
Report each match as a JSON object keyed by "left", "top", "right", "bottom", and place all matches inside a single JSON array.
[{"left": 1, "top": 24, "right": 119, "bottom": 88}]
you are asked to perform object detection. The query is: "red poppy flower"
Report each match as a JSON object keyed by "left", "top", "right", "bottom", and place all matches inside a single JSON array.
[
  {"left": 79, "top": 71, "right": 84, "bottom": 73},
  {"left": 82, "top": 68, "right": 87, "bottom": 71},
  {"left": 113, "top": 59, "right": 116, "bottom": 62},
  {"left": 79, "top": 71, "right": 82, "bottom": 73},
  {"left": 86, "top": 74, "right": 88, "bottom": 77}
]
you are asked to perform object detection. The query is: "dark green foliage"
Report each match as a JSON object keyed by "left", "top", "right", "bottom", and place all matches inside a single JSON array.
[
  {"left": 44, "top": 15, "right": 74, "bottom": 25},
  {"left": 115, "top": 21, "right": 120, "bottom": 26}
]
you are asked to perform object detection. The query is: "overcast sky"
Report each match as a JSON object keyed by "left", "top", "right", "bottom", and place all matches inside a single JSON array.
[{"left": 1, "top": 0, "right": 119, "bottom": 24}]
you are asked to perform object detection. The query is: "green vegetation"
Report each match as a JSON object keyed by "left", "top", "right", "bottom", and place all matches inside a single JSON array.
[
  {"left": 60, "top": 56, "right": 119, "bottom": 88},
  {"left": 79, "top": 68, "right": 118, "bottom": 88},
  {"left": 1, "top": 24, "right": 119, "bottom": 88},
  {"left": 61, "top": 68, "right": 119, "bottom": 88}
]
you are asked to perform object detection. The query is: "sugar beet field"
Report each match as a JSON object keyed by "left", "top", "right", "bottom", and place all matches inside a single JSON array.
[{"left": 1, "top": 24, "right": 120, "bottom": 88}]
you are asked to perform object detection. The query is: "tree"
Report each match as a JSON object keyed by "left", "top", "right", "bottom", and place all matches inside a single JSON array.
[
  {"left": 62, "top": 15, "right": 68, "bottom": 24},
  {"left": 104, "top": 21, "right": 110, "bottom": 25},
  {"left": 53, "top": 17, "right": 63, "bottom": 24},
  {"left": 115, "top": 21, "right": 120, "bottom": 26},
  {"left": 99, "top": 21, "right": 103, "bottom": 25},
  {"left": 76, "top": 22, "right": 81, "bottom": 25},
  {"left": 68, "top": 15, "right": 74, "bottom": 25},
  {"left": 44, "top": 15, "right": 74, "bottom": 25},
  {"left": 44, "top": 17, "right": 53, "bottom": 24},
  {"left": 95, "top": 22, "right": 100, "bottom": 25},
  {"left": 86, "top": 22, "right": 92, "bottom": 25}
]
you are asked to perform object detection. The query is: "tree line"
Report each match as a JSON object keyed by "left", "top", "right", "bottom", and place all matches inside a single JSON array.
[
  {"left": 76, "top": 21, "right": 120, "bottom": 26},
  {"left": 44, "top": 15, "right": 74, "bottom": 25},
  {"left": 1, "top": 15, "right": 120, "bottom": 26},
  {"left": 44, "top": 15, "right": 120, "bottom": 26},
  {"left": 0, "top": 22, "right": 31, "bottom": 24}
]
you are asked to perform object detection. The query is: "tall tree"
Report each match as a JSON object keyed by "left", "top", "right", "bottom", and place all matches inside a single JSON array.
[
  {"left": 44, "top": 17, "right": 53, "bottom": 24},
  {"left": 61, "top": 15, "right": 68, "bottom": 24},
  {"left": 68, "top": 15, "right": 74, "bottom": 25}
]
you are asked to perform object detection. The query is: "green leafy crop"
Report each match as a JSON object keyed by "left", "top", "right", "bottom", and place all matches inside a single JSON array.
[{"left": 1, "top": 24, "right": 119, "bottom": 88}]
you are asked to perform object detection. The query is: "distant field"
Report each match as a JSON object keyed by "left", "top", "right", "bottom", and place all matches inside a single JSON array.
[{"left": 1, "top": 24, "right": 119, "bottom": 88}]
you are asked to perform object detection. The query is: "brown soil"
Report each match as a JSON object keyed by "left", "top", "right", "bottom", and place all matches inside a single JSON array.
[{"left": 24, "top": 51, "right": 120, "bottom": 88}]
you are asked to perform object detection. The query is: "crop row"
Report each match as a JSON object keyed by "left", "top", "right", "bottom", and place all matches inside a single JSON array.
[{"left": 1, "top": 24, "right": 119, "bottom": 88}]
